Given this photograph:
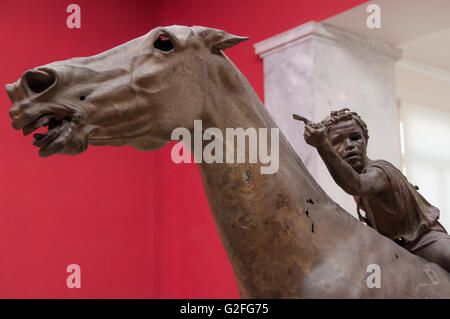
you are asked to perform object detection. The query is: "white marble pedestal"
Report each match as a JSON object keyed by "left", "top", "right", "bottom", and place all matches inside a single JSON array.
[{"left": 255, "top": 21, "right": 402, "bottom": 217}]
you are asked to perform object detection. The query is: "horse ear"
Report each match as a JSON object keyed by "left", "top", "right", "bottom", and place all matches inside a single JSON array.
[
  {"left": 210, "top": 31, "right": 249, "bottom": 54},
  {"left": 195, "top": 27, "right": 249, "bottom": 54}
]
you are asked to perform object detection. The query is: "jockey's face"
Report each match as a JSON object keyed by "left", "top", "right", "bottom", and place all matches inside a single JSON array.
[{"left": 327, "top": 119, "right": 368, "bottom": 174}]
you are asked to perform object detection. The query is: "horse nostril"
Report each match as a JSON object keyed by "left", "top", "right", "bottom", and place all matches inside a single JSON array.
[
  {"left": 9, "top": 104, "right": 22, "bottom": 123},
  {"left": 23, "top": 69, "right": 56, "bottom": 95}
]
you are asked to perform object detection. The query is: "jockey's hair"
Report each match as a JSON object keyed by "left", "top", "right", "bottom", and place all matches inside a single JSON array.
[{"left": 321, "top": 108, "right": 369, "bottom": 141}]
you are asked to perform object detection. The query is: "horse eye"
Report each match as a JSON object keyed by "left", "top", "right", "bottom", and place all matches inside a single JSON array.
[{"left": 154, "top": 35, "right": 174, "bottom": 52}]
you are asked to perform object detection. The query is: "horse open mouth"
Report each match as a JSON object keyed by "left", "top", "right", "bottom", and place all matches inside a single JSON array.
[{"left": 22, "top": 114, "right": 74, "bottom": 156}]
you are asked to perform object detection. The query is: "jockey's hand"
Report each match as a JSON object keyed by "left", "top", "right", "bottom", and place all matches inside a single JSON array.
[{"left": 293, "top": 114, "right": 329, "bottom": 148}]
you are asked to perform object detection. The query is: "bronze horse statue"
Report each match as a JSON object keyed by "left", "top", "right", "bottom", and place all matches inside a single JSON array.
[{"left": 6, "top": 25, "right": 450, "bottom": 298}]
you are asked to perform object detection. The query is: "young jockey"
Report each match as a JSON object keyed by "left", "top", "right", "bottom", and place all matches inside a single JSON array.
[{"left": 294, "top": 108, "right": 450, "bottom": 272}]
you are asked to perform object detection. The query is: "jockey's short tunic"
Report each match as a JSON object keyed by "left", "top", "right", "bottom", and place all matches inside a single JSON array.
[{"left": 354, "top": 159, "right": 447, "bottom": 250}]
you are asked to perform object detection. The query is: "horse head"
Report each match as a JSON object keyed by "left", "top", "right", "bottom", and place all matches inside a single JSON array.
[{"left": 6, "top": 25, "right": 248, "bottom": 157}]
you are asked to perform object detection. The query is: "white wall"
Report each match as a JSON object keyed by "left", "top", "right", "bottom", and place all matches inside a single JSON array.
[
  {"left": 255, "top": 22, "right": 402, "bottom": 219},
  {"left": 396, "top": 61, "right": 450, "bottom": 230}
]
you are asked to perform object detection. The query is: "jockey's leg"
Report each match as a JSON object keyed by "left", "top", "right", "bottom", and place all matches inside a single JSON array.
[{"left": 412, "top": 231, "right": 450, "bottom": 273}]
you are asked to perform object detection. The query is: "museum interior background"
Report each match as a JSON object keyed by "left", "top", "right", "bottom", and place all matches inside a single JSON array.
[{"left": 0, "top": 0, "right": 449, "bottom": 298}]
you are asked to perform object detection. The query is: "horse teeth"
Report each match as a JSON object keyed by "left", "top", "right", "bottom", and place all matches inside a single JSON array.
[
  {"left": 33, "top": 129, "right": 58, "bottom": 148},
  {"left": 22, "top": 115, "right": 51, "bottom": 136},
  {"left": 35, "top": 116, "right": 50, "bottom": 128}
]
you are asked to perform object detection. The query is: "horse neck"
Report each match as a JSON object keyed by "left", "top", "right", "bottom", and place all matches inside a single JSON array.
[
  {"left": 198, "top": 53, "right": 327, "bottom": 208},
  {"left": 195, "top": 55, "right": 330, "bottom": 296}
]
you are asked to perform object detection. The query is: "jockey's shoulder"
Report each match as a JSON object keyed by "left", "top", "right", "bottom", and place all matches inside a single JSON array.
[{"left": 366, "top": 159, "right": 399, "bottom": 171}]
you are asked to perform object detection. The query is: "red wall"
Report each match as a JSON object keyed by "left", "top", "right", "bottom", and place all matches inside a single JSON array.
[{"left": 0, "top": 0, "right": 366, "bottom": 298}]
